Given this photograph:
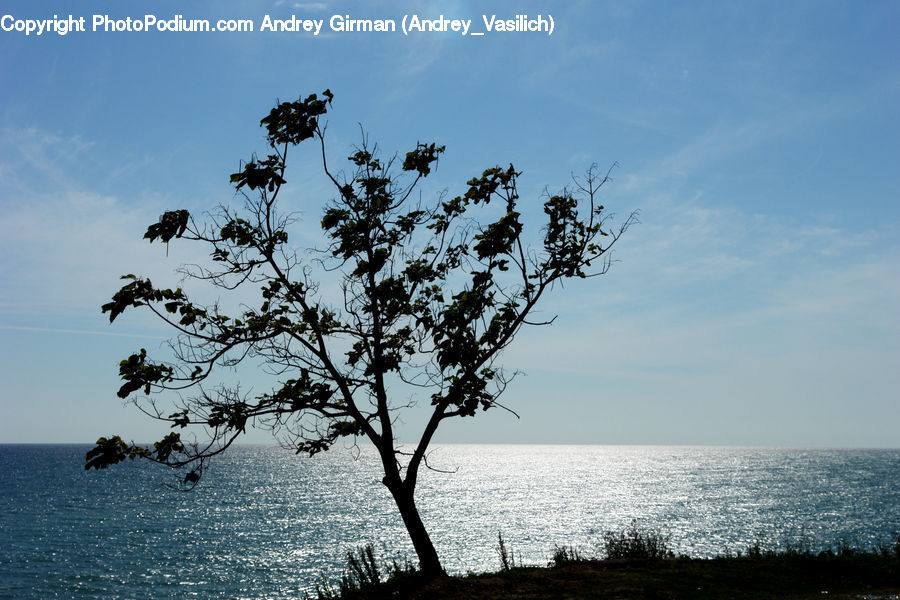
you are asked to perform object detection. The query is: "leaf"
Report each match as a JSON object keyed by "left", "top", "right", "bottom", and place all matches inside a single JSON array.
[{"left": 144, "top": 210, "right": 190, "bottom": 243}]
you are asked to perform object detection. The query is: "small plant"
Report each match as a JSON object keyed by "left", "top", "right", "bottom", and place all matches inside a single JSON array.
[
  {"left": 346, "top": 544, "right": 381, "bottom": 588},
  {"left": 551, "top": 545, "right": 584, "bottom": 566},
  {"left": 497, "top": 531, "right": 519, "bottom": 571},
  {"left": 306, "top": 544, "right": 420, "bottom": 600},
  {"left": 601, "top": 520, "right": 672, "bottom": 560},
  {"left": 387, "top": 556, "right": 419, "bottom": 579},
  {"left": 871, "top": 532, "right": 900, "bottom": 563}
]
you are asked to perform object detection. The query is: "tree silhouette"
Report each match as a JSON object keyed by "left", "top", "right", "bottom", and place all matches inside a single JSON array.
[{"left": 85, "top": 91, "right": 636, "bottom": 577}]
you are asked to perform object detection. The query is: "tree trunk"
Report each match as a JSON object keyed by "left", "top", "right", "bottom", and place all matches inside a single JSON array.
[{"left": 386, "top": 482, "right": 444, "bottom": 578}]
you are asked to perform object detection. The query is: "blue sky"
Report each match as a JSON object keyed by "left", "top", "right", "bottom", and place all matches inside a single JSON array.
[{"left": 1, "top": 1, "right": 897, "bottom": 446}]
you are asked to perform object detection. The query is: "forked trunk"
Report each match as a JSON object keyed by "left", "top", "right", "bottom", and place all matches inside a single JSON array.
[{"left": 387, "top": 482, "right": 444, "bottom": 578}]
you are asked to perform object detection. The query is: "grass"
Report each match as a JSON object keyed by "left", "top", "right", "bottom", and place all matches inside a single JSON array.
[
  {"left": 497, "top": 531, "right": 520, "bottom": 571},
  {"left": 305, "top": 527, "right": 900, "bottom": 600},
  {"left": 601, "top": 519, "right": 673, "bottom": 560},
  {"left": 306, "top": 545, "right": 422, "bottom": 600}
]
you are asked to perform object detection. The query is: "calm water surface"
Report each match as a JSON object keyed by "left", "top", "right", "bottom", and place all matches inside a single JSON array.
[{"left": 1, "top": 444, "right": 898, "bottom": 599}]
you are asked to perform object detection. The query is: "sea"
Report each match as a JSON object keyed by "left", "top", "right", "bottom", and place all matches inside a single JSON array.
[{"left": 1, "top": 444, "right": 898, "bottom": 599}]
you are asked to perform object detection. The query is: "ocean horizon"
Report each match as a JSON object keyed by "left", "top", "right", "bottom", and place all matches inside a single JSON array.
[{"left": 2, "top": 444, "right": 898, "bottom": 599}]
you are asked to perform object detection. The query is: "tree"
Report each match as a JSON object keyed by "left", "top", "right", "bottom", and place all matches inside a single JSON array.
[{"left": 85, "top": 91, "right": 635, "bottom": 578}]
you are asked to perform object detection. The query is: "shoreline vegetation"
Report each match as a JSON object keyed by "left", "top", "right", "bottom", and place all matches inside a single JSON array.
[{"left": 307, "top": 524, "right": 900, "bottom": 600}]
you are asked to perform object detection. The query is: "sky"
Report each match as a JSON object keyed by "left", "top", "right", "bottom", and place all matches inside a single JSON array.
[{"left": 0, "top": 1, "right": 897, "bottom": 447}]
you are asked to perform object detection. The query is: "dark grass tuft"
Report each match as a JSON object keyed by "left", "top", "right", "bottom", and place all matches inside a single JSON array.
[
  {"left": 305, "top": 530, "right": 900, "bottom": 599},
  {"left": 305, "top": 544, "right": 424, "bottom": 600},
  {"left": 601, "top": 519, "right": 673, "bottom": 560}
]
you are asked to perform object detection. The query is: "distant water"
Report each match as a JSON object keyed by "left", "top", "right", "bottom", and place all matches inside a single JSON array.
[{"left": 1, "top": 444, "right": 898, "bottom": 599}]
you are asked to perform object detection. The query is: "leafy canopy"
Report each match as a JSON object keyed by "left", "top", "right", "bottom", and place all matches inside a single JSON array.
[{"left": 87, "top": 91, "right": 635, "bottom": 490}]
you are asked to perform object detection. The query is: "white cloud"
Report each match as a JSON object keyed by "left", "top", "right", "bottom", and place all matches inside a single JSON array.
[
  {"left": 291, "top": 2, "right": 329, "bottom": 10},
  {"left": 0, "top": 325, "right": 166, "bottom": 339},
  {"left": 0, "top": 127, "right": 205, "bottom": 324}
]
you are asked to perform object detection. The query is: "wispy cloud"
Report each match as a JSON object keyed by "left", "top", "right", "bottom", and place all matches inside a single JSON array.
[
  {"left": 0, "top": 325, "right": 166, "bottom": 339},
  {"left": 272, "top": 0, "right": 330, "bottom": 8},
  {"left": 0, "top": 127, "right": 205, "bottom": 321},
  {"left": 290, "top": 2, "right": 329, "bottom": 10},
  {"left": 510, "top": 243, "right": 899, "bottom": 370}
]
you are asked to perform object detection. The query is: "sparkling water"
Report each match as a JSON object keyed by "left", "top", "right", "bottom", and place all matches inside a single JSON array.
[{"left": 2, "top": 444, "right": 898, "bottom": 599}]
